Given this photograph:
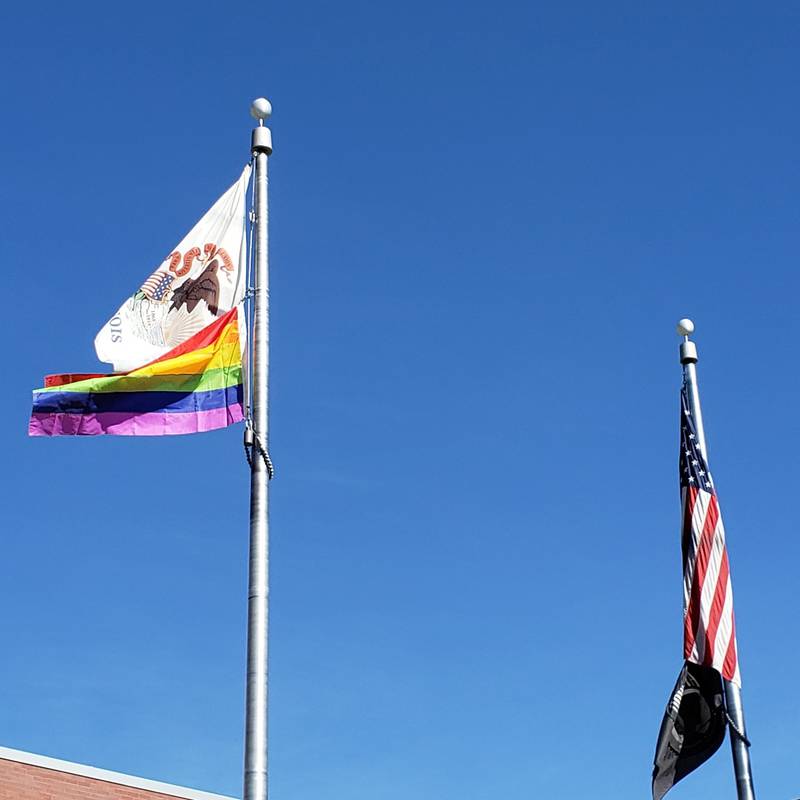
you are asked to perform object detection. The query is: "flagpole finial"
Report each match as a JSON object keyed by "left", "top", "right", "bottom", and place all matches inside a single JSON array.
[
  {"left": 677, "top": 318, "right": 695, "bottom": 338},
  {"left": 250, "top": 98, "right": 273, "bottom": 155},
  {"left": 250, "top": 98, "right": 272, "bottom": 126},
  {"left": 677, "top": 318, "right": 698, "bottom": 364}
]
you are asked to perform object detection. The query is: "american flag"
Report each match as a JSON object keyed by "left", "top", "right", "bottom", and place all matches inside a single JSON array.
[
  {"left": 140, "top": 270, "right": 175, "bottom": 302},
  {"left": 680, "top": 384, "right": 740, "bottom": 685}
]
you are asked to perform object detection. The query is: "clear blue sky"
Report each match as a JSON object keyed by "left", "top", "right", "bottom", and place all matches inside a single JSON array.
[{"left": 2, "top": 3, "right": 799, "bottom": 799}]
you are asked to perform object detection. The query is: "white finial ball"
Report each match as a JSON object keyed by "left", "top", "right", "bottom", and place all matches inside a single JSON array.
[
  {"left": 250, "top": 98, "right": 272, "bottom": 121},
  {"left": 676, "top": 318, "right": 695, "bottom": 337}
]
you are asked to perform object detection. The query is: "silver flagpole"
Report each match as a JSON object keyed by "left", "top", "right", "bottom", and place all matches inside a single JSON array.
[
  {"left": 244, "top": 97, "right": 273, "bottom": 800},
  {"left": 677, "top": 318, "right": 755, "bottom": 800}
]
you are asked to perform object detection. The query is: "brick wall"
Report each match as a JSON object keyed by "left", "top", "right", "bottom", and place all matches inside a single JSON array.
[
  {"left": 0, "top": 758, "right": 185, "bottom": 800},
  {"left": 0, "top": 750, "right": 235, "bottom": 800}
]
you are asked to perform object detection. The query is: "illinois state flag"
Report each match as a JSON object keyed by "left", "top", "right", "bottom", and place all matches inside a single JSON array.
[{"left": 95, "top": 165, "right": 250, "bottom": 372}]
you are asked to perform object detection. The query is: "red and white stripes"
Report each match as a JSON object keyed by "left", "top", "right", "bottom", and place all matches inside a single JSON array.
[{"left": 681, "top": 485, "right": 740, "bottom": 685}]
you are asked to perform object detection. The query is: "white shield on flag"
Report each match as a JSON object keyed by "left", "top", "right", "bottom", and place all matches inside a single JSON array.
[{"left": 95, "top": 164, "right": 251, "bottom": 372}]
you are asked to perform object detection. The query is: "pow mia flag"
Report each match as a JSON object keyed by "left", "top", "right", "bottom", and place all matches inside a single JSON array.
[{"left": 652, "top": 662, "right": 727, "bottom": 800}]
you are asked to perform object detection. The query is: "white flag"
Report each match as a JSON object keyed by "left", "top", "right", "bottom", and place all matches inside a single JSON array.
[{"left": 95, "top": 165, "right": 251, "bottom": 372}]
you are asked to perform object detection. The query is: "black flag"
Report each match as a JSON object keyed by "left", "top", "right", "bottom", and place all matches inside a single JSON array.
[{"left": 652, "top": 662, "right": 727, "bottom": 800}]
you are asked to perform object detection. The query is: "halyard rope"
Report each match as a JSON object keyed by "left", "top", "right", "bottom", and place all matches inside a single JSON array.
[
  {"left": 244, "top": 424, "right": 275, "bottom": 479},
  {"left": 726, "top": 712, "right": 751, "bottom": 747}
]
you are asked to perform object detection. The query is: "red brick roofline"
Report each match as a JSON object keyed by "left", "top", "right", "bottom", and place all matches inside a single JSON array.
[{"left": 0, "top": 745, "right": 237, "bottom": 800}]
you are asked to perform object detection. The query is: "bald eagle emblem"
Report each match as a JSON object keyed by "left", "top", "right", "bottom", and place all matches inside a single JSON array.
[
  {"left": 166, "top": 244, "right": 234, "bottom": 317},
  {"left": 169, "top": 259, "right": 222, "bottom": 316}
]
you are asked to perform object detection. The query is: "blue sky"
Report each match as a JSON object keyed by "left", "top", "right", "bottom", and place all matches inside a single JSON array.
[{"left": 2, "top": 2, "right": 799, "bottom": 799}]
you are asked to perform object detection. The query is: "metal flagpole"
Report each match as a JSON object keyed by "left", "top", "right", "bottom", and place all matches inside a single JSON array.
[
  {"left": 244, "top": 97, "right": 273, "bottom": 800},
  {"left": 677, "top": 318, "right": 755, "bottom": 800}
]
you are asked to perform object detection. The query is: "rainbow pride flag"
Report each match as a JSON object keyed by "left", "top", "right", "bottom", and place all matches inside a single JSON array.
[{"left": 29, "top": 308, "right": 244, "bottom": 436}]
